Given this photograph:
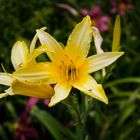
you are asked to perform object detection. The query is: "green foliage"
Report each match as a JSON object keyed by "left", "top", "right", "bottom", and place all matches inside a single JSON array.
[{"left": 31, "top": 106, "right": 76, "bottom": 140}]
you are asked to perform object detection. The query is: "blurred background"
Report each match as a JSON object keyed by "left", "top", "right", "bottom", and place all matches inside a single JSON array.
[{"left": 0, "top": 0, "right": 140, "bottom": 140}]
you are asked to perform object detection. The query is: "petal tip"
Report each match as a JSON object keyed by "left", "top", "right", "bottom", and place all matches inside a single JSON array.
[
  {"left": 83, "top": 15, "right": 91, "bottom": 25},
  {"left": 104, "top": 97, "right": 109, "bottom": 104},
  {"left": 99, "top": 94, "right": 109, "bottom": 105},
  {"left": 36, "top": 29, "right": 45, "bottom": 35},
  {"left": 48, "top": 103, "right": 53, "bottom": 107},
  {"left": 114, "top": 51, "right": 124, "bottom": 58},
  {"left": 16, "top": 40, "right": 22, "bottom": 44},
  {"left": 119, "top": 51, "right": 124, "bottom": 56},
  {"left": 97, "top": 85, "right": 109, "bottom": 104},
  {"left": 36, "top": 29, "right": 41, "bottom": 34},
  {"left": 48, "top": 100, "right": 56, "bottom": 107},
  {"left": 84, "top": 15, "right": 91, "bottom": 20}
]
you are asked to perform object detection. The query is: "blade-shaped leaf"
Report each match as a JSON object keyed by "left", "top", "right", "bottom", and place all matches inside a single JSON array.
[
  {"left": 31, "top": 106, "right": 76, "bottom": 140},
  {"left": 118, "top": 103, "right": 136, "bottom": 126}
]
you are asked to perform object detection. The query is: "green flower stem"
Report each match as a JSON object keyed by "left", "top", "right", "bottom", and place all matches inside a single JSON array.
[
  {"left": 76, "top": 123, "right": 84, "bottom": 140},
  {"left": 101, "top": 63, "right": 116, "bottom": 85},
  {"left": 75, "top": 100, "right": 84, "bottom": 140},
  {"left": 75, "top": 95, "right": 94, "bottom": 140},
  {"left": 64, "top": 93, "right": 94, "bottom": 140}
]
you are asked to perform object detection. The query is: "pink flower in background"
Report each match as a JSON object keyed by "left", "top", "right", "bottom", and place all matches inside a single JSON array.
[
  {"left": 25, "top": 97, "right": 50, "bottom": 112},
  {"left": 14, "top": 110, "right": 38, "bottom": 140},
  {"left": 110, "top": 0, "right": 134, "bottom": 16},
  {"left": 81, "top": 6, "right": 110, "bottom": 32},
  {"left": 14, "top": 98, "right": 50, "bottom": 140}
]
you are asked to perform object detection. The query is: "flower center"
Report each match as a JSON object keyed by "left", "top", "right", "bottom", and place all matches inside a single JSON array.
[{"left": 58, "top": 55, "right": 78, "bottom": 82}]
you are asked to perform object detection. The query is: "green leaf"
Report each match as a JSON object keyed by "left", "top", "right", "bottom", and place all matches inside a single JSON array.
[
  {"left": 118, "top": 126, "right": 134, "bottom": 140},
  {"left": 104, "top": 77, "right": 140, "bottom": 88},
  {"left": 112, "top": 15, "right": 121, "bottom": 51},
  {"left": 30, "top": 106, "right": 76, "bottom": 140},
  {"left": 5, "top": 101, "right": 17, "bottom": 119},
  {"left": 118, "top": 104, "right": 136, "bottom": 126}
]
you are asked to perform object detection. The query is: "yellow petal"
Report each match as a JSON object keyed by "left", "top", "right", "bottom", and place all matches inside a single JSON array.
[
  {"left": 84, "top": 52, "right": 124, "bottom": 74},
  {"left": 48, "top": 83, "right": 72, "bottom": 107},
  {"left": 72, "top": 75, "right": 108, "bottom": 104},
  {"left": 92, "top": 27, "right": 106, "bottom": 76},
  {"left": 36, "top": 29, "right": 64, "bottom": 62},
  {"left": 0, "top": 73, "right": 12, "bottom": 86},
  {"left": 92, "top": 27, "right": 104, "bottom": 54},
  {"left": 30, "top": 27, "right": 47, "bottom": 53},
  {"left": 12, "top": 80, "right": 54, "bottom": 98},
  {"left": 30, "top": 45, "right": 53, "bottom": 62},
  {"left": 5, "top": 87, "right": 15, "bottom": 95},
  {"left": 65, "top": 16, "right": 92, "bottom": 63},
  {"left": 13, "top": 62, "right": 56, "bottom": 84},
  {"left": 11, "top": 41, "right": 29, "bottom": 70}
]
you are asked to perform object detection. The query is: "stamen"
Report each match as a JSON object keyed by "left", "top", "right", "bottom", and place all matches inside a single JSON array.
[{"left": 58, "top": 56, "right": 78, "bottom": 82}]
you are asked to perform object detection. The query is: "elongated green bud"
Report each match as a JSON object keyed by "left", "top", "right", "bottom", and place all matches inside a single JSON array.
[{"left": 112, "top": 15, "right": 121, "bottom": 51}]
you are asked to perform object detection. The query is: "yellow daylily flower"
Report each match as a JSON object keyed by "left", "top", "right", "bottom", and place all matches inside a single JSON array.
[
  {"left": 14, "top": 16, "right": 124, "bottom": 107},
  {"left": 0, "top": 38, "right": 54, "bottom": 99}
]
